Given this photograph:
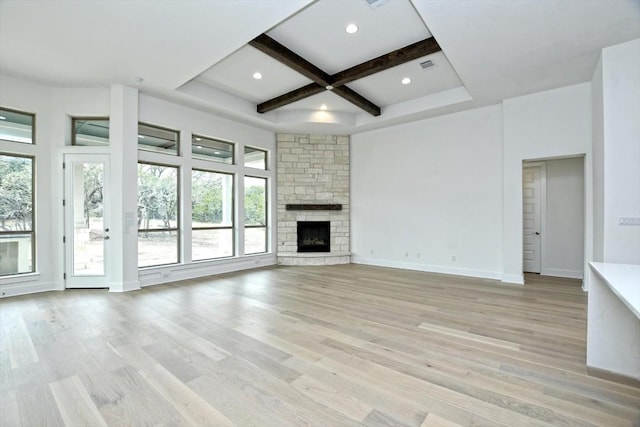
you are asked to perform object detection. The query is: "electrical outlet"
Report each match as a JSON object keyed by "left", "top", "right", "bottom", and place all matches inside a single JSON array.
[{"left": 619, "top": 217, "right": 640, "bottom": 226}]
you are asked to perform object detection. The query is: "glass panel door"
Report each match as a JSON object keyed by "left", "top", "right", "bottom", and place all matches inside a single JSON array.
[{"left": 64, "top": 154, "right": 110, "bottom": 288}]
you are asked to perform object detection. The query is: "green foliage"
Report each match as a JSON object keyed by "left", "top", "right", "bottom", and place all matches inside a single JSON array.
[
  {"left": 0, "top": 155, "right": 33, "bottom": 231},
  {"left": 82, "top": 164, "right": 103, "bottom": 227},
  {"left": 244, "top": 183, "right": 265, "bottom": 225},
  {"left": 137, "top": 164, "right": 178, "bottom": 229},
  {"left": 192, "top": 171, "right": 224, "bottom": 224}
]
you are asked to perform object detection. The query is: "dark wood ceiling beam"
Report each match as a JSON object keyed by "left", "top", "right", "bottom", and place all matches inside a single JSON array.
[
  {"left": 249, "top": 34, "right": 332, "bottom": 87},
  {"left": 332, "top": 86, "right": 381, "bottom": 116},
  {"left": 250, "top": 34, "right": 440, "bottom": 116},
  {"left": 257, "top": 83, "right": 325, "bottom": 114},
  {"left": 331, "top": 37, "right": 441, "bottom": 86}
]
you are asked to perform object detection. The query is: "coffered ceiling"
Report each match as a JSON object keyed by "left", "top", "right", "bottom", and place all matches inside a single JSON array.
[{"left": 0, "top": 0, "right": 638, "bottom": 134}]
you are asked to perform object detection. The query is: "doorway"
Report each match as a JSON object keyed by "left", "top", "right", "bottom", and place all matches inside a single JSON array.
[
  {"left": 63, "top": 154, "right": 111, "bottom": 288},
  {"left": 523, "top": 157, "right": 585, "bottom": 279}
]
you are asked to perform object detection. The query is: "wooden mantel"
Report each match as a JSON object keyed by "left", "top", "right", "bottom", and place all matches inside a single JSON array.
[{"left": 285, "top": 204, "right": 342, "bottom": 211}]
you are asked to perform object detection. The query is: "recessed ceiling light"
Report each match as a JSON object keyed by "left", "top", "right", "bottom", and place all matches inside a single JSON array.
[
  {"left": 401, "top": 77, "right": 411, "bottom": 85},
  {"left": 253, "top": 72, "right": 263, "bottom": 80},
  {"left": 345, "top": 24, "right": 358, "bottom": 34},
  {"left": 320, "top": 104, "right": 327, "bottom": 111},
  {"left": 0, "top": 116, "right": 6, "bottom": 120},
  {"left": 325, "top": 85, "right": 334, "bottom": 90}
]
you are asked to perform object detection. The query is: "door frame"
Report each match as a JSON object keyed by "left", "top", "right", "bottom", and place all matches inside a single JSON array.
[
  {"left": 523, "top": 161, "right": 547, "bottom": 274},
  {"left": 63, "top": 153, "right": 112, "bottom": 288}
]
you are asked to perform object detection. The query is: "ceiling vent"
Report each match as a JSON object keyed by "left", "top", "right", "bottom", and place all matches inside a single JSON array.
[
  {"left": 420, "top": 59, "right": 436, "bottom": 70},
  {"left": 365, "top": 0, "right": 389, "bottom": 9}
]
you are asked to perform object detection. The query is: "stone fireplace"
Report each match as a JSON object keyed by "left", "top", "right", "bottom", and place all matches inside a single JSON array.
[{"left": 277, "top": 133, "right": 350, "bottom": 265}]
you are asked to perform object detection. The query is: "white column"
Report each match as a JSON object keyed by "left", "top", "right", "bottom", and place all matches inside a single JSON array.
[{"left": 109, "top": 85, "right": 140, "bottom": 292}]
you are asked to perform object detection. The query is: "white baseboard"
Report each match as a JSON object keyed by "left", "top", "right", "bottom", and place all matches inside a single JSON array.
[
  {"left": 501, "top": 273, "right": 525, "bottom": 285},
  {"left": 109, "top": 280, "right": 142, "bottom": 293},
  {"left": 541, "top": 268, "right": 583, "bottom": 279},
  {"left": 139, "top": 254, "right": 277, "bottom": 287},
  {"left": 0, "top": 281, "right": 60, "bottom": 298},
  {"left": 351, "top": 256, "right": 503, "bottom": 281}
]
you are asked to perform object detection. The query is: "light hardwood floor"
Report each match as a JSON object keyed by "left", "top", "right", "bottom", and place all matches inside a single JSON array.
[{"left": 1, "top": 264, "right": 639, "bottom": 426}]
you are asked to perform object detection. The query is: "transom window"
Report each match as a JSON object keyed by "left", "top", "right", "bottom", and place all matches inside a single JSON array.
[
  {"left": 138, "top": 123, "right": 179, "bottom": 155},
  {"left": 72, "top": 117, "right": 110, "bottom": 146},
  {"left": 0, "top": 107, "right": 34, "bottom": 144},
  {"left": 244, "top": 146, "right": 267, "bottom": 169},
  {"left": 192, "top": 134, "right": 234, "bottom": 164}
]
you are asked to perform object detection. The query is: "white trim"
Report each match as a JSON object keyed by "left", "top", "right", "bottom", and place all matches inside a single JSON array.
[
  {"left": 502, "top": 273, "right": 525, "bottom": 285},
  {"left": 541, "top": 268, "right": 583, "bottom": 279},
  {"left": 109, "top": 280, "right": 141, "bottom": 293},
  {"left": 351, "top": 256, "right": 503, "bottom": 281},
  {"left": 0, "top": 280, "right": 59, "bottom": 298},
  {"left": 139, "top": 254, "right": 276, "bottom": 287}
]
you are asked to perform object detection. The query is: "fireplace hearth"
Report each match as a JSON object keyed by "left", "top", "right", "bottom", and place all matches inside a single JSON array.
[{"left": 297, "top": 221, "right": 330, "bottom": 253}]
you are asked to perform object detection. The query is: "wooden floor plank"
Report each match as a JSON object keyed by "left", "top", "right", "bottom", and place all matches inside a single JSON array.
[
  {"left": 139, "top": 363, "right": 234, "bottom": 426},
  {"left": 49, "top": 375, "right": 108, "bottom": 427},
  {"left": 1, "top": 264, "right": 639, "bottom": 426}
]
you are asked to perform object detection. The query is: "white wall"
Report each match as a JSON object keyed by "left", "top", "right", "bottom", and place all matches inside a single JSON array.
[
  {"left": 592, "top": 56, "right": 605, "bottom": 262},
  {"left": 351, "top": 104, "right": 504, "bottom": 279},
  {"left": 544, "top": 157, "right": 585, "bottom": 279},
  {"left": 597, "top": 39, "right": 640, "bottom": 264},
  {"left": 502, "top": 83, "right": 592, "bottom": 284}
]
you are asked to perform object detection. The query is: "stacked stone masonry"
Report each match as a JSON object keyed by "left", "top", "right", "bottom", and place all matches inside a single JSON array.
[{"left": 277, "top": 133, "right": 350, "bottom": 265}]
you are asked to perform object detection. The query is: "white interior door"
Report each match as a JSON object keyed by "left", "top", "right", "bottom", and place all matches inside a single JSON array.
[
  {"left": 64, "top": 154, "right": 111, "bottom": 288},
  {"left": 523, "top": 164, "right": 544, "bottom": 273}
]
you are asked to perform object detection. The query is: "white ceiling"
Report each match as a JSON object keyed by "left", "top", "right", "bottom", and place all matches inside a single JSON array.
[{"left": 1, "top": 0, "right": 638, "bottom": 134}]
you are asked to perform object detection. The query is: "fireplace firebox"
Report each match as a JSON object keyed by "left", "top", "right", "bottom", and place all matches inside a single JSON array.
[{"left": 297, "top": 221, "right": 330, "bottom": 252}]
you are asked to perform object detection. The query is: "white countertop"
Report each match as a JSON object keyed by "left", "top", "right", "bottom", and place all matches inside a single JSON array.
[{"left": 590, "top": 262, "right": 640, "bottom": 319}]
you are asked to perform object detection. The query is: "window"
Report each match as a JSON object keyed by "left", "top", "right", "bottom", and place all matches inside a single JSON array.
[
  {"left": 244, "top": 176, "right": 267, "bottom": 254},
  {"left": 0, "top": 107, "right": 34, "bottom": 144},
  {"left": 137, "top": 163, "right": 179, "bottom": 267},
  {"left": 192, "top": 170, "right": 234, "bottom": 260},
  {"left": 138, "top": 123, "right": 179, "bottom": 155},
  {"left": 72, "top": 118, "right": 109, "bottom": 146},
  {"left": 192, "top": 135, "right": 234, "bottom": 164},
  {"left": 0, "top": 153, "right": 34, "bottom": 275},
  {"left": 244, "top": 146, "right": 266, "bottom": 169}
]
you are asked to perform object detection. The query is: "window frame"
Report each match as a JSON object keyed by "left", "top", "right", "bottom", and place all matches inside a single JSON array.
[
  {"left": 0, "top": 106, "right": 36, "bottom": 145},
  {"left": 191, "top": 168, "right": 235, "bottom": 261},
  {"left": 137, "top": 161, "right": 181, "bottom": 268},
  {"left": 243, "top": 174, "right": 268, "bottom": 255},
  {"left": 0, "top": 152, "right": 36, "bottom": 276}
]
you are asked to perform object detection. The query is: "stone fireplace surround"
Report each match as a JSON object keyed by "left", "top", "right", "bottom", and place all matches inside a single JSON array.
[{"left": 276, "top": 133, "right": 350, "bottom": 265}]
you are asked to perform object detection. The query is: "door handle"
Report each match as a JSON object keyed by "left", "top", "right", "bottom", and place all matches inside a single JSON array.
[
  {"left": 104, "top": 236, "right": 110, "bottom": 240},
  {"left": 535, "top": 232, "right": 540, "bottom": 235}
]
